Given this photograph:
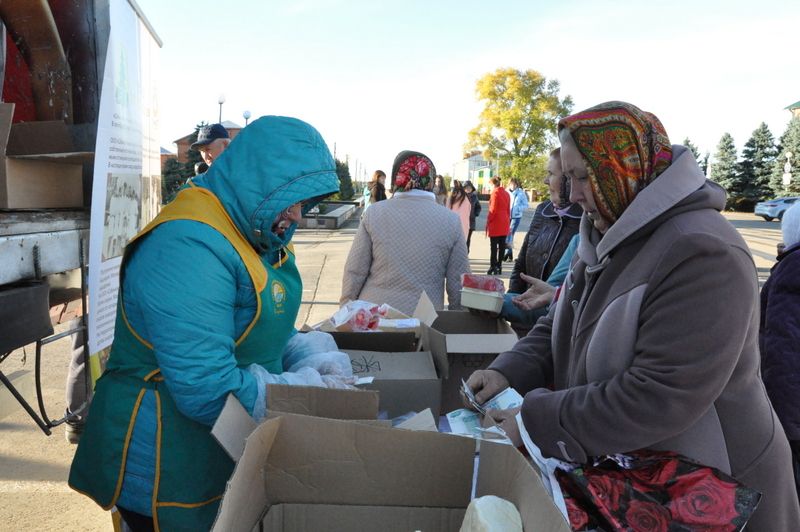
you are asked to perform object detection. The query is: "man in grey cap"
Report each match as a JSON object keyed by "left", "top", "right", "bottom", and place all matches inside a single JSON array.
[{"left": 191, "top": 123, "right": 231, "bottom": 166}]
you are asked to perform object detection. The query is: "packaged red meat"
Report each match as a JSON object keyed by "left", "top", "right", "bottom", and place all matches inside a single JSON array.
[{"left": 461, "top": 273, "right": 505, "bottom": 294}]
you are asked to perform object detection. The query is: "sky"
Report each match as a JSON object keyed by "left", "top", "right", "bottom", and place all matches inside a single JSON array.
[{"left": 136, "top": 0, "right": 800, "bottom": 181}]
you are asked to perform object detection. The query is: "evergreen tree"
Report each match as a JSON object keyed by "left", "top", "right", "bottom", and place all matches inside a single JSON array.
[
  {"left": 183, "top": 122, "right": 206, "bottom": 174},
  {"left": 710, "top": 133, "right": 740, "bottom": 208},
  {"left": 737, "top": 122, "right": 777, "bottom": 201},
  {"left": 334, "top": 158, "right": 353, "bottom": 200},
  {"left": 682, "top": 137, "right": 701, "bottom": 162},
  {"left": 161, "top": 158, "right": 187, "bottom": 203},
  {"left": 771, "top": 116, "right": 800, "bottom": 196},
  {"left": 700, "top": 152, "right": 710, "bottom": 176}
]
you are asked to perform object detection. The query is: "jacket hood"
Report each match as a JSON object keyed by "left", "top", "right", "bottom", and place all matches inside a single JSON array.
[
  {"left": 193, "top": 116, "right": 339, "bottom": 255},
  {"left": 578, "top": 145, "right": 726, "bottom": 266}
]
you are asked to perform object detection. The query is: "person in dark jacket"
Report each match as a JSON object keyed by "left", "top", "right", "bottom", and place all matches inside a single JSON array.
[
  {"left": 760, "top": 201, "right": 800, "bottom": 498},
  {"left": 509, "top": 148, "right": 581, "bottom": 296},
  {"left": 363, "top": 170, "right": 387, "bottom": 214},
  {"left": 501, "top": 148, "right": 581, "bottom": 336},
  {"left": 463, "top": 180, "right": 481, "bottom": 252}
]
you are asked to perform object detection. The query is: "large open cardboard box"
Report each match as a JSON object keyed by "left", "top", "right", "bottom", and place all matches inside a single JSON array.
[
  {"left": 345, "top": 349, "right": 441, "bottom": 418},
  {"left": 0, "top": 103, "right": 84, "bottom": 209},
  {"left": 211, "top": 397, "right": 570, "bottom": 532},
  {"left": 414, "top": 294, "right": 519, "bottom": 413}
]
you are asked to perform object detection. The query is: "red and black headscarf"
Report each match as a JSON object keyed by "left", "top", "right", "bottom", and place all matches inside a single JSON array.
[{"left": 390, "top": 150, "right": 437, "bottom": 192}]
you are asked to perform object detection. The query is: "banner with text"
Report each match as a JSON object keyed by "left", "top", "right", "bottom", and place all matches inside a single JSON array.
[{"left": 87, "top": 0, "right": 161, "bottom": 378}]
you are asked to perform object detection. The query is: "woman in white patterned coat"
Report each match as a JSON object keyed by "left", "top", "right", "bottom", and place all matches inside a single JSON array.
[{"left": 340, "top": 151, "right": 470, "bottom": 315}]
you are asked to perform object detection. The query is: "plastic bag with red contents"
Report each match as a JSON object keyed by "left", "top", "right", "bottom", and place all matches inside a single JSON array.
[
  {"left": 461, "top": 273, "right": 505, "bottom": 294},
  {"left": 330, "top": 300, "right": 390, "bottom": 331}
]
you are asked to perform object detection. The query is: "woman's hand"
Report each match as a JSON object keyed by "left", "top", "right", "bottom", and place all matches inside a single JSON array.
[
  {"left": 486, "top": 406, "right": 522, "bottom": 447},
  {"left": 463, "top": 369, "right": 510, "bottom": 406},
  {"left": 512, "top": 273, "right": 556, "bottom": 310}
]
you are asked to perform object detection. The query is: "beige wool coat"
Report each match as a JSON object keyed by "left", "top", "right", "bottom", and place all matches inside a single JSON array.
[
  {"left": 341, "top": 190, "right": 470, "bottom": 315},
  {"left": 490, "top": 146, "right": 800, "bottom": 530}
]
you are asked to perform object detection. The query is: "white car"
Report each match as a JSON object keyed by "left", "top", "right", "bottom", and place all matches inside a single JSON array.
[{"left": 754, "top": 197, "right": 799, "bottom": 221}]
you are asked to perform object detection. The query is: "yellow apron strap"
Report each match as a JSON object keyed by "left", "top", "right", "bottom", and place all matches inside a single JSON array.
[{"left": 121, "top": 186, "right": 268, "bottom": 347}]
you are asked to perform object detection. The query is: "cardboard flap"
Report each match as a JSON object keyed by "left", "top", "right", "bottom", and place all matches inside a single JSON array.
[
  {"left": 345, "top": 350, "right": 437, "bottom": 379},
  {"left": 264, "top": 413, "right": 475, "bottom": 508},
  {"left": 0, "top": 104, "right": 14, "bottom": 156},
  {"left": 423, "top": 327, "right": 450, "bottom": 378},
  {"left": 412, "top": 291, "right": 439, "bottom": 327},
  {"left": 211, "top": 394, "right": 259, "bottom": 461},
  {"left": 6, "top": 120, "right": 75, "bottom": 156},
  {"left": 445, "top": 333, "right": 518, "bottom": 354},
  {"left": 476, "top": 441, "right": 570, "bottom": 531},
  {"left": 267, "top": 384, "right": 379, "bottom": 420},
  {"left": 211, "top": 417, "right": 282, "bottom": 532},
  {"left": 395, "top": 408, "right": 438, "bottom": 432}
]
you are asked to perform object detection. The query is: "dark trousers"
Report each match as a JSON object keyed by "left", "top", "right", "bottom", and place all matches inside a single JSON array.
[
  {"left": 489, "top": 236, "right": 506, "bottom": 271},
  {"left": 466, "top": 229, "right": 474, "bottom": 252},
  {"left": 118, "top": 506, "right": 154, "bottom": 532}
]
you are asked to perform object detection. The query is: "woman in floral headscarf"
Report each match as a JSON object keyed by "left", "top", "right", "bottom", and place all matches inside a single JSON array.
[
  {"left": 466, "top": 101, "right": 800, "bottom": 530},
  {"left": 341, "top": 150, "right": 470, "bottom": 315}
]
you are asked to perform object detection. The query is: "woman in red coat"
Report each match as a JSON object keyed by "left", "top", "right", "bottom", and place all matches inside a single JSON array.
[{"left": 485, "top": 176, "right": 511, "bottom": 274}]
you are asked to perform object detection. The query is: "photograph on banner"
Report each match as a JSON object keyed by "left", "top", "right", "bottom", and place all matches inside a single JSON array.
[{"left": 102, "top": 173, "right": 142, "bottom": 260}]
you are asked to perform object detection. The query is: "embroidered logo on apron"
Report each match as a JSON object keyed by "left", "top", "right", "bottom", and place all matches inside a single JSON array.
[{"left": 272, "top": 280, "right": 286, "bottom": 313}]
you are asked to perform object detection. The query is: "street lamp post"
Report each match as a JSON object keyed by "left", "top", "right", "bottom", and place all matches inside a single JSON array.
[
  {"left": 217, "top": 94, "right": 226, "bottom": 123},
  {"left": 783, "top": 151, "right": 793, "bottom": 190},
  {"left": 243, "top": 110, "right": 251, "bottom": 126}
]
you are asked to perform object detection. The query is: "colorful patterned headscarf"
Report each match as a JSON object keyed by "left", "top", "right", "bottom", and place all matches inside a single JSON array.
[
  {"left": 558, "top": 101, "right": 672, "bottom": 224},
  {"left": 390, "top": 150, "right": 437, "bottom": 192}
]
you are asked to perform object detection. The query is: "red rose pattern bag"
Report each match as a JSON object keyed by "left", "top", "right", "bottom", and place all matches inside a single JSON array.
[{"left": 555, "top": 450, "right": 761, "bottom": 531}]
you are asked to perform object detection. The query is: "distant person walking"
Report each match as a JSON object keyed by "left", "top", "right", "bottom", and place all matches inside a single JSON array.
[
  {"left": 446, "top": 179, "right": 471, "bottom": 240},
  {"left": 463, "top": 180, "right": 481, "bottom": 252},
  {"left": 485, "top": 176, "right": 510, "bottom": 275},
  {"left": 432, "top": 175, "right": 448, "bottom": 206},
  {"left": 504, "top": 177, "right": 529, "bottom": 262},
  {"left": 363, "top": 170, "right": 387, "bottom": 214}
]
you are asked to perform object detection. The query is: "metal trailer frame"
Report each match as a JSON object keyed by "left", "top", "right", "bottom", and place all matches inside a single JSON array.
[{"left": 0, "top": 0, "right": 160, "bottom": 435}]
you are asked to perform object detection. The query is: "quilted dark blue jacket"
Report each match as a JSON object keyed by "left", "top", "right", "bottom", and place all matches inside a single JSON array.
[{"left": 760, "top": 242, "right": 800, "bottom": 441}]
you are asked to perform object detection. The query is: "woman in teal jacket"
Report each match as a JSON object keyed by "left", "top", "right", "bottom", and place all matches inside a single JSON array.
[{"left": 69, "top": 116, "right": 349, "bottom": 531}]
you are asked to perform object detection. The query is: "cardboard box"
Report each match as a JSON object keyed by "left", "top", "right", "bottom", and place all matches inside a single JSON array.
[
  {"left": 345, "top": 349, "right": 441, "bottom": 418},
  {"left": 211, "top": 400, "right": 570, "bottom": 532},
  {"left": 0, "top": 103, "right": 83, "bottom": 209},
  {"left": 304, "top": 293, "right": 519, "bottom": 415},
  {"left": 414, "top": 293, "right": 518, "bottom": 414}
]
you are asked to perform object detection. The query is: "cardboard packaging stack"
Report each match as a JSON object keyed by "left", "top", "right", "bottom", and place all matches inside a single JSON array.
[
  {"left": 210, "top": 386, "right": 570, "bottom": 532},
  {"left": 307, "top": 293, "right": 517, "bottom": 418},
  {"left": 0, "top": 103, "right": 85, "bottom": 209}
]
